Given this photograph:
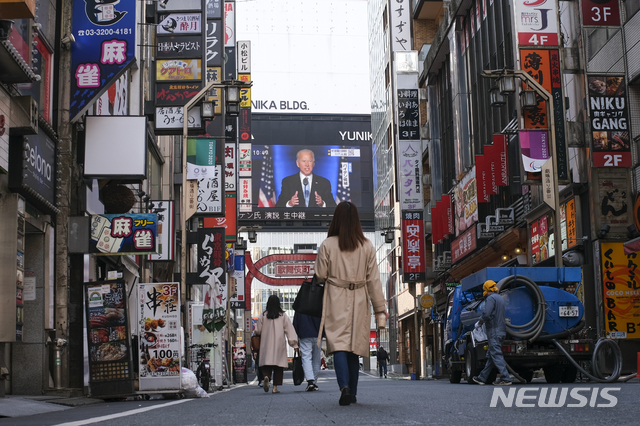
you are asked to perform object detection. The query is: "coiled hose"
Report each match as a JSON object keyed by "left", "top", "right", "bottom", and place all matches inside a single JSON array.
[
  {"left": 496, "top": 275, "right": 546, "bottom": 343},
  {"left": 495, "top": 275, "right": 625, "bottom": 383}
]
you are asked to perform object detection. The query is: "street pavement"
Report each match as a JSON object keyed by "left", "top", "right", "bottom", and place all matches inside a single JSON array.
[{"left": 1, "top": 370, "right": 639, "bottom": 425}]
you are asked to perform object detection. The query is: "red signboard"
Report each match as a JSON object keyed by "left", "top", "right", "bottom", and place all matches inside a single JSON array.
[
  {"left": 451, "top": 225, "right": 477, "bottom": 264},
  {"left": 492, "top": 134, "right": 509, "bottom": 186},
  {"left": 582, "top": 0, "right": 620, "bottom": 27},
  {"left": 402, "top": 211, "right": 426, "bottom": 282},
  {"left": 520, "top": 49, "right": 552, "bottom": 129},
  {"left": 476, "top": 155, "right": 489, "bottom": 203},
  {"left": 443, "top": 194, "right": 454, "bottom": 236}
]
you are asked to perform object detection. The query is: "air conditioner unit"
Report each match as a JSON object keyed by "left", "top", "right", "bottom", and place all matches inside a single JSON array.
[{"left": 11, "top": 96, "right": 38, "bottom": 135}]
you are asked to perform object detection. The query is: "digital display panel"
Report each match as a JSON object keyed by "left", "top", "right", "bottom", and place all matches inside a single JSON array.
[{"left": 238, "top": 115, "right": 374, "bottom": 226}]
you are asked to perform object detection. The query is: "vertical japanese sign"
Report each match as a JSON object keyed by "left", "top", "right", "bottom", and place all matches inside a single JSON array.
[
  {"left": 397, "top": 89, "right": 420, "bottom": 140},
  {"left": 89, "top": 214, "right": 158, "bottom": 255},
  {"left": 85, "top": 281, "right": 133, "bottom": 396},
  {"left": 451, "top": 225, "right": 477, "bottom": 264},
  {"left": 520, "top": 49, "right": 552, "bottom": 129},
  {"left": 70, "top": 0, "right": 136, "bottom": 120},
  {"left": 239, "top": 73, "right": 252, "bottom": 143},
  {"left": 601, "top": 242, "right": 640, "bottom": 339},
  {"left": 402, "top": 211, "right": 425, "bottom": 282},
  {"left": 588, "top": 76, "right": 630, "bottom": 167},
  {"left": 197, "top": 165, "right": 224, "bottom": 213},
  {"left": 149, "top": 201, "right": 175, "bottom": 261},
  {"left": 514, "top": 0, "right": 559, "bottom": 46},
  {"left": 561, "top": 198, "right": 577, "bottom": 251},
  {"left": 492, "top": 134, "right": 509, "bottom": 186},
  {"left": 230, "top": 249, "right": 246, "bottom": 309},
  {"left": 398, "top": 140, "right": 422, "bottom": 210},
  {"left": 390, "top": 0, "right": 412, "bottom": 51},
  {"left": 475, "top": 154, "right": 489, "bottom": 203},
  {"left": 443, "top": 194, "right": 454, "bottom": 237},
  {"left": 198, "top": 227, "right": 227, "bottom": 286},
  {"left": 238, "top": 40, "right": 250, "bottom": 74},
  {"left": 238, "top": 143, "right": 251, "bottom": 176},
  {"left": 224, "top": 142, "right": 237, "bottom": 192},
  {"left": 454, "top": 167, "right": 478, "bottom": 236},
  {"left": 138, "top": 282, "right": 181, "bottom": 391}
]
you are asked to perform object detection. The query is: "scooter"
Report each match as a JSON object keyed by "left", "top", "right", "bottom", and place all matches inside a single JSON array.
[{"left": 190, "top": 343, "right": 216, "bottom": 392}]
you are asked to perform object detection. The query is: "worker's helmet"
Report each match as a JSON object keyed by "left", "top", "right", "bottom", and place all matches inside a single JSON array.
[{"left": 482, "top": 280, "right": 498, "bottom": 297}]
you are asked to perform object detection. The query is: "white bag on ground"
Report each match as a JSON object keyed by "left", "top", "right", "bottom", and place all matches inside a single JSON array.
[
  {"left": 471, "top": 322, "right": 487, "bottom": 346},
  {"left": 181, "top": 367, "right": 199, "bottom": 397}
]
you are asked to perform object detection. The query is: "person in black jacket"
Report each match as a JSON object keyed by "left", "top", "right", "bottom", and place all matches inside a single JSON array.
[
  {"left": 293, "top": 312, "right": 322, "bottom": 391},
  {"left": 275, "top": 149, "right": 336, "bottom": 208},
  {"left": 377, "top": 346, "right": 389, "bottom": 378}
]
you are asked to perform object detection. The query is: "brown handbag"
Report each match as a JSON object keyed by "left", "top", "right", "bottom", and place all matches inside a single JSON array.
[{"left": 251, "top": 335, "right": 260, "bottom": 351}]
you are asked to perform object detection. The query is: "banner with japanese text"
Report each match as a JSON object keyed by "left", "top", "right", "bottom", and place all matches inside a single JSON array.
[
  {"left": 138, "top": 282, "right": 181, "bottom": 391},
  {"left": 398, "top": 140, "right": 423, "bottom": 210},
  {"left": 89, "top": 214, "right": 157, "bottom": 255},
  {"left": 70, "top": 0, "right": 136, "bottom": 120},
  {"left": 402, "top": 211, "right": 425, "bottom": 282},
  {"left": 601, "top": 242, "right": 640, "bottom": 339}
]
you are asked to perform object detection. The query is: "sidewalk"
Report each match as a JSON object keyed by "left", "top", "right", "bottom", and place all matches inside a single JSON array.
[{"left": 0, "top": 395, "right": 103, "bottom": 419}]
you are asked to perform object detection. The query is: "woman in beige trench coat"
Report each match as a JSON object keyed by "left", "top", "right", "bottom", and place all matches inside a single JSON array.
[
  {"left": 315, "top": 201, "right": 388, "bottom": 406},
  {"left": 255, "top": 295, "right": 298, "bottom": 394}
]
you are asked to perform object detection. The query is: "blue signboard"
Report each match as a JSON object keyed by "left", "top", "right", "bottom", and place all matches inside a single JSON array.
[
  {"left": 90, "top": 214, "right": 158, "bottom": 255},
  {"left": 70, "top": 0, "right": 137, "bottom": 120}
]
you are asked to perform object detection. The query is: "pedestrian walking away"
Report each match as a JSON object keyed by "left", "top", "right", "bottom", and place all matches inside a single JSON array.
[
  {"left": 293, "top": 311, "right": 322, "bottom": 391},
  {"left": 255, "top": 295, "right": 299, "bottom": 394},
  {"left": 377, "top": 346, "right": 389, "bottom": 378},
  {"left": 472, "top": 280, "right": 512, "bottom": 386},
  {"left": 314, "top": 201, "right": 388, "bottom": 406}
]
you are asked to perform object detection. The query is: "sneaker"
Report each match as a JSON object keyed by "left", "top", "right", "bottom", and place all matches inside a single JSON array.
[
  {"left": 472, "top": 376, "right": 486, "bottom": 386},
  {"left": 339, "top": 387, "right": 351, "bottom": 406},
  {"left": 493, "top": 379, "right": 512, "bottom": 386},
  {"left": 305, "top": 383, "right": 318, "bottom": 392},
  {"left": 263, "top": 376, "right": 270, "bottom": 392},
  {"left": 258, "top": 382, "right": 263, "bottom": 387}
]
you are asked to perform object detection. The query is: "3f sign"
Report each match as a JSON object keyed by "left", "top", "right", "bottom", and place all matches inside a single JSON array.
[{"left": 591, "top": 7, "right": 612, "bottom": 22}]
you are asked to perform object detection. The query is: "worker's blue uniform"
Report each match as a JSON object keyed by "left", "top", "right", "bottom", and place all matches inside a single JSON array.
[{"left": 477, "top": 292, "right": 510, "bottom": 382}]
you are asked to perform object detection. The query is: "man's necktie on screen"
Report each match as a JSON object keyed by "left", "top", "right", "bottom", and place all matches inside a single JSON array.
[{"left": 303, "top": 177, "right": 310, "bottom": 207}]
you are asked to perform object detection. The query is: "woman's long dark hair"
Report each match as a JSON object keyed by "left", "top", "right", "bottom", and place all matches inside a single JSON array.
[
  {"left": 327, "top": 201, "right": 366, "bottom": 252},
  {"left": 265, "top": 295, "right": 285, "bottom": 319}
]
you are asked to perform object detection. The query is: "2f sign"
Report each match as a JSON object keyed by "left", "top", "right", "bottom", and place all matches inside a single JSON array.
[
  {"left": 593, "top": 152, "right": 631, "bottom": 167},
  {"left": 604, "top": 154, "right": 623, "bottom": 166},
  {"left": 582, "top": 0, "right": 621, "bottom": 26}
]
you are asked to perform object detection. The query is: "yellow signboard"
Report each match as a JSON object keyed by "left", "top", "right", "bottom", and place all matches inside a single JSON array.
[
  {"left": 156, "top": 59, "right": 202, "bottom": 81},
  {"left": 601, "top": 242, "right": 640, "bottom": 339},
  {"left": 420, "top": 294, "right": 434, "bottom": 309}
]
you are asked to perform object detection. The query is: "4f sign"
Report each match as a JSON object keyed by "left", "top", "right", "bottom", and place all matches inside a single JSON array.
[{"left": 515, "top": 0, "right": 559, "bottom": 46}]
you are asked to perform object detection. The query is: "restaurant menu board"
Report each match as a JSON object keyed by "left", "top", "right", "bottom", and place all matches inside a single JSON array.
[
  {"left": 84, "top": 281, "right": 134, "bottom": 397},
  {"left": 138, "top": 282, "right": 181, "bottom": 391}
]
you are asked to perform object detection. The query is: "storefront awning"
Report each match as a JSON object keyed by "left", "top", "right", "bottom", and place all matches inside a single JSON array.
[{"left": 447, "top": 227, "right": 526, "bottom": 281}]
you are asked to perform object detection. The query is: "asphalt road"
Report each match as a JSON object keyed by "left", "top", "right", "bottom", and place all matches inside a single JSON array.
[{"left": 3, "top": 371, "right": 640, "bottom": 426}]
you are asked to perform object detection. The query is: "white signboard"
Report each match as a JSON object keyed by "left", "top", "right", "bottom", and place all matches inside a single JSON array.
[
  {"left": 224, "top": 1, "right": 235, "bottom": 47},
  {"left": 239, "top": 177, "right": 252, "bottom": 211},
  {"left": 157, "top": 13, "right": 202, "bottom": 35},
  {"left": 390, "top": 0, "right": 412, "bottom": 51},
  {"left": 237, "top": 40, "right": 250, "bottom": 73},
  {"left": 236, "top": 0, "right": 370, "bottom": 114},
  {"left": 397, "top": 140, "right": 423, "bottom": 210},
  {"left": 238, "top": 143, "right": 251, "bottom": 177},
  {"left": 138, "top": 282, "right": 181, "bottom": 391},
  {"left": 197, "top": 165, "right": 223, "bottom": 213},
  {"left": 514, "top": 0, "right": 559, "bottom": 46},
  {"left": 155, "top": 106, "right": 202, "bottom": 130},
  {"left": 23, "top": 276, "right": 36, "bottom": 301},
  {"left": 149, "top": 201, "right": 174, "bottom": 261}
]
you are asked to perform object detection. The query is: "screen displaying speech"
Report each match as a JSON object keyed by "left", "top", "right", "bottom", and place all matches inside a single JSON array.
[{"left": 238, "top": 115, "right": 374, "bottom": 227}]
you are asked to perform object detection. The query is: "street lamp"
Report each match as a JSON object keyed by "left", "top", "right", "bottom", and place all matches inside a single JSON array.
[{"left": 483, "top": 69, "right": 562, "bottom": 267}]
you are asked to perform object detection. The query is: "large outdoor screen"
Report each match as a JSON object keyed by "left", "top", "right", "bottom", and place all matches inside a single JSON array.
[{"left": 238, "top": 114, "right": 374, "bottom": 227}]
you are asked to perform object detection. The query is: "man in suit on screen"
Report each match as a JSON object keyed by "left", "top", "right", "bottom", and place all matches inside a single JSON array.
[{"left": 275, "top": 149, "right": 337, "bottom": 208}]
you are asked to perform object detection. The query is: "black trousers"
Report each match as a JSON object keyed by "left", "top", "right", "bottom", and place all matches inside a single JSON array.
[{"left": 261, "top": 365, "right": 284, "bottom": 386}]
